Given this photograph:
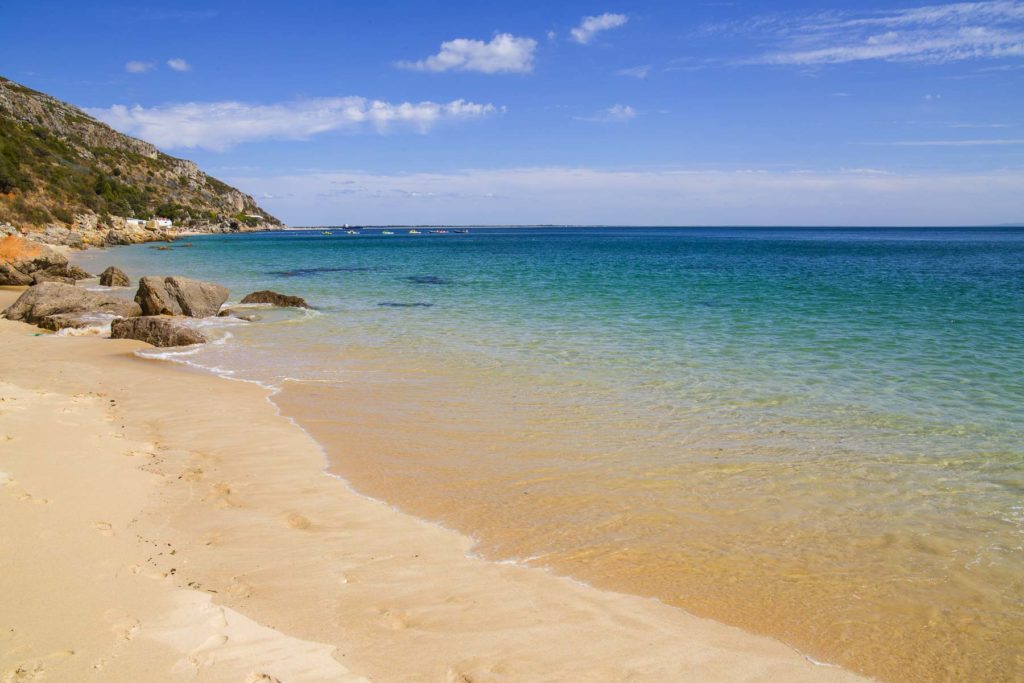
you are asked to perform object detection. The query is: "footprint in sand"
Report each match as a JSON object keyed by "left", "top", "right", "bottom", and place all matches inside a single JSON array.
[
  {"left": 226, "top": 578, "right": 253, "bottom": 599},
  {"left": 246, "top": 674, "right": 283, "bottom": 683},
  {"left": 92, "top": 522, "right": 114, "bottom": 537},
  {"left": 284, "top": 512, "right": 312, "bottom": 530}
]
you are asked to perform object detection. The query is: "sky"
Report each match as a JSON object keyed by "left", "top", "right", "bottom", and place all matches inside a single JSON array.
[{"left": 2, "top": 0, "right": 1023, "bottom": 226}]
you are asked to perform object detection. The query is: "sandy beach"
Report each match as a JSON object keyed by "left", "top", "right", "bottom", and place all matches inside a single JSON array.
[{"left": 0, "top": 286, "right": 868, "bottom": 682}]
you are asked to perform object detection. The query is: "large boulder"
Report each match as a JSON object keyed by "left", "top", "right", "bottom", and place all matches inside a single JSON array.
[
  {"left": 0, "top": 234, "right": 68, "bottom": 285},
  {"left": 99, "top": 266, "right": 130, "bottom": 287},
  {"left": 31, "top": 264, "right": 92, "bottom": 284},
  {"left": 110, "top": 316, "right": 208, "bottom": 347},
  {"left": 3, "top": 282, "right": 141, "bottom": 324},
  {"left": 135, "top": 276, "right": 229, "bottom": 317},
  {"left": 239, "top": 290, "right": 311, "bottom": 309},
  {"left": 36, "top": 313, "right": 104, "bottom": 332}
]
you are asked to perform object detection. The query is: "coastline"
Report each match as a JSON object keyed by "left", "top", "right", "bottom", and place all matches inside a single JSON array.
[{"left": 0, "top": 287, "right": 868, "bottom": 682}]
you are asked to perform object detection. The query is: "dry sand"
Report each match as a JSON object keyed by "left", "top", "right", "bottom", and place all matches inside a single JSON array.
[{"left": 0, "top": 287, "right": 870, "bottom": 682}]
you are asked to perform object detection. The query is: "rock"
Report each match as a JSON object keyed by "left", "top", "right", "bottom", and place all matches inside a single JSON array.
[
  {"left": 3, "top": 282, "right": 141, "bottom": 324},
  {"left": 0, "top": 234, "right": 68, "bottom": 285},
  {"left": 39, "top": 263, "right": 91, "bottom": 281},
  {"left": 217, "top": 308, "right": 261, "bottom": 322},
  {"left": 135, "top": 276, "right": 229, "bottom": 317},
  {"left": 239, "top": 290, "right": 311, "bottom": 309},
  {"left": 31, "top": 271, "right": 76, "bottom": 285},
  {"left": 110, "top": 316, "right": 207, "bottom": 347},
  {"left": 36, "top": 313, "right": 103, "bottom": 332},
  {"left": 99, "top": 266, "right": 130, "bottom": 287}
]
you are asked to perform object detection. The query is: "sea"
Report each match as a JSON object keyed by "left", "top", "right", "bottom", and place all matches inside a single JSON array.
[{"left": 75, "top": 227, "right": 1024, "bottom": 681}]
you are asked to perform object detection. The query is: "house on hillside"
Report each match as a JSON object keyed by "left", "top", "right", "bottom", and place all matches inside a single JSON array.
[
  {"left": 148, "top": 218, "right": 173, "bottom": 229},
  {"left": 125, "top": 218, "right": 146, "bottom": 228}
]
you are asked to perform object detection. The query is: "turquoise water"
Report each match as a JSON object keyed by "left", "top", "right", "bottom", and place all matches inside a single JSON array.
[{"left": 76, "top": 228, "right": 1024, "bottom": 680}]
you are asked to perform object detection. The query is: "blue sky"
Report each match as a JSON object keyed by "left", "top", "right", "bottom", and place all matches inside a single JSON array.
[{"left": 2, "top": 0, "right": 1023, "bottom": 225}]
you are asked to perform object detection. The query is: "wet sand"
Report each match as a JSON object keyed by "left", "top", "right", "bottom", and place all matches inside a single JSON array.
[{"left": 0, "top": 288, "right": 867, "bottom": 682}]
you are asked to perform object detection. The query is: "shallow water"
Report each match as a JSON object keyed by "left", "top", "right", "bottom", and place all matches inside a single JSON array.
[{"left": 77, "top": 227, "right": 1024, "bottom": 681}]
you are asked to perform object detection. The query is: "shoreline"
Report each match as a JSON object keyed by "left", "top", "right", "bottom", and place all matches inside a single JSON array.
[{"left": 0, "top": 287, "right": 868, "bottom": 681}]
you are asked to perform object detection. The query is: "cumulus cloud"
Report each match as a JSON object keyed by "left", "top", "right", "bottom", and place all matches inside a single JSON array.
[
  {"left": 226, "top": 166, "right": 1024, "bottom": 227},
  {"left": 734, "top": 1, "right": 1024, "bottom": 65},
  {"left": 167, "top": 58, "right": 191, "bottom": 72},
  {"left": 571, "top": 13, "right": 628, "bottom": 44},
  {"left": 125, "top": 61, "right": 154, "bottom": 73},
  {"left": 88, "top": 97, "right": 499, "bottom": 151},
  {"left": 398, "top": 33, "right": 537, "bottom": 73},
  {"left": 576, "top": 104, "right": 636, "bottom": 123}
]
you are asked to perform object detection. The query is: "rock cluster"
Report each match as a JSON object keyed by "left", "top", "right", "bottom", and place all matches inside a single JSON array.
[{"left": 3, "top": 259, "right": 314, "bottom": 349}]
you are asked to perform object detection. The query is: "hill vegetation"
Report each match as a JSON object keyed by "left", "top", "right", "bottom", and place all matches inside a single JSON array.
[{"left": 0, "top": 76, "right": 281, "bottom": 241}]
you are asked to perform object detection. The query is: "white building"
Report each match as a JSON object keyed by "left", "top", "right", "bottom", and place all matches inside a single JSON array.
[
  {"left": 148, "top": 218, "right": 173, "bottom": 229},
  {"left": 125, "top": 218, "right": 146, "bottom": 228}
]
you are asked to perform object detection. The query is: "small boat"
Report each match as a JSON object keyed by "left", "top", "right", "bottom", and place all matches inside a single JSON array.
[
  {"left": 430, "top": 229, "right": 449, "bottom": 235},
  {"left": 408, "top": 229, "right": 422, "bottom": 234},
  {"left": 345, "top": 229, "right": 359, "bottom": 235},
  {"left": 321, "top": 231, "right": 333, "bottom": 235},
  {"left": 381, "top": 230, "right": 394, "bottom": 235},
  {"left": 453, "top": 228, "right": 469, "bottom": 234}
]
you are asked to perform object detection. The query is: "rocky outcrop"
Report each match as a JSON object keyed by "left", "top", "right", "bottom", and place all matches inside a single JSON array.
[
  {"left": 0, "top": 234, "right": 68, "bottom": 285},
  {"left": 135, "top": 276, "right": 229, "bottom": 317},
  {"left": 3, "top": 281, "right": 141, "bottom": 324},
  {"left": 110, "top": 316, "right": 207, "bottom": 347},
  {"left": 99, "top": 266, "right": 130, "bottom": 287},
  {"left": 239, "top": 290, "right": 311, "bottom": 309}
]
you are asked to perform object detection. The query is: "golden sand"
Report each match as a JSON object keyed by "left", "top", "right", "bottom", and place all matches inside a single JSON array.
[{"left": 0, "top": 289, "right": 866, "bottom": 682}]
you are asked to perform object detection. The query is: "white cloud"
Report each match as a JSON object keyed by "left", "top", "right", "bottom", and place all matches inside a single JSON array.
[
  {"left": 576, "top": 104, "right": 637, "bottom": 123},
  {"left": 735, "top": 1, "right": 1024, "bottom": 65},
  {"left": 88, "top": 97, "right": 499, "bottom": 151},
  {"left": 398, "top": 33, "right": 537, "bottom": 73},
  {"left": 886, "top": 138, "right": 1024, "bottom": 145},
  {"left": 224, "top": 166, "right": 1024, "bottom": 227},
  {"left": 571, "top": 13, "right": 629, "bottom": 44},
  {"left": 125, "top": 61, "right": 154, "bottom": 74},
  {"left": 167, "top": 58, "right": 191, "bottom": 72},
  {"left": 616, "top": 65, "right": 651, "bottom": 78}
]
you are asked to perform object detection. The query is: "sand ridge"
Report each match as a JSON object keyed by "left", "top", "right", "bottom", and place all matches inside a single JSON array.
[{"left": 0, "top": 288, "right": 869, "bottom": 682}]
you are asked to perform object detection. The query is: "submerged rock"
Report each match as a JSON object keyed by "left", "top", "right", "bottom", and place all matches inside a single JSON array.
[
  {"left": 0, "top": 234, "right": 69, "bottom": 285},
  {"left": 217, "top": 308, "right": 262, "bottom": 322},
  {"left": 239, "top": 290, "right": 311, "bottom": 309},
  {"left": 99, "top": 266, "right": 130, "bottom": 287},
  {"left": 110, "top": 316, "right": 208, "bottom": 347},
  {"left": 404, "top": 275, "right": 452, "bottom": 285},
  {"left": 3, "top": 282, "right": 141, "bottom": 324},
  {"left": 135, "top": 276, "right": 229, "bottom": 317}
]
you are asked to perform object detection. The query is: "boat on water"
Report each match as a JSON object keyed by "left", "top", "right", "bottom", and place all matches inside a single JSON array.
[
  {"left": 381, "top": 230, "right": 395, "bottom": 235},
  {"left": 408, "top": 229, "right": 422, "bottom": 234},
  {"left": 430, "top": 229, "right": 450, "bottom": 234},
  {"left": 321, "top": 231, "right": 333, "bottom": 235},
  {"left": 453, "top": 228, "right": 470, "bottom": 234},
  {"left": 345, "top": 229, "right": 359, "bottom": 235}
]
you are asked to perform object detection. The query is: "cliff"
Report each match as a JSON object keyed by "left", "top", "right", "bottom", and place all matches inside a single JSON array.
[{"left": 0, "top": 76, "right": 283, "bottom": 247}]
